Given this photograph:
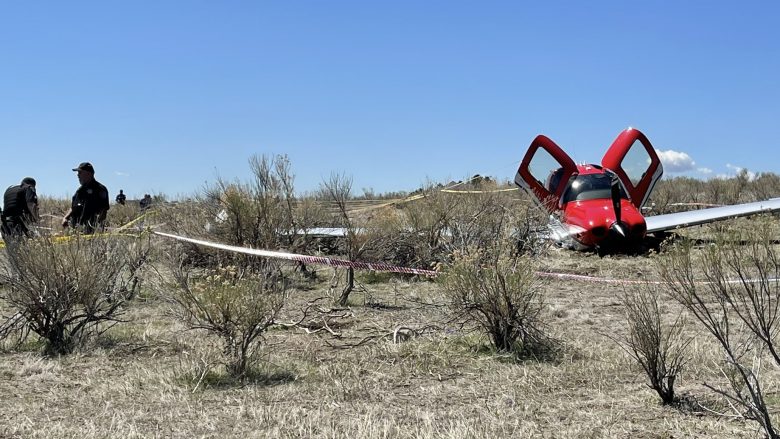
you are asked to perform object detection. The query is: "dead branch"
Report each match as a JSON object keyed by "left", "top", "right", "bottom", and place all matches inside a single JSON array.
[{"left": 324, "top": 324, "right": 442, "bottom": 349}]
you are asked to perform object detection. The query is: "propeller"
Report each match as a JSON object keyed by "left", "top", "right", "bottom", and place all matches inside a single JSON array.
[{"left": 610, "top": 173, "right": 626, "bottom": 237}]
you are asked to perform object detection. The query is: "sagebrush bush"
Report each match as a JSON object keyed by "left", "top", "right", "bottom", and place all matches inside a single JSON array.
[
  {"left": 106, "top": 202, "right": 143, "bottom": 229},
  {"left": 0, "top": 233, "right": 150, "bottom": 355},
  {"left": 319, "top": 172, "right": 402, "bottom": 305},
  {"left": 158, "top": 154, "right": 328, "bottom": 274},
  {"left": 36, "top": 195, "right": 71, "bottom": 217},
  {"left": 658, "top": 217, "right": 780, "bottom": 437},
  {"left": 383, "top": 184, "right": 547, "bottom": 273},
  {"left": 161, "top": 256, "right": 287, "bottom": 379},
  {"left": 208, "top": 154, "right": 324, "bottom": 252},
  {"left": 394, "top": 186, "right": 460, "bottom": 269},
  {"left": 619, "top": 287, "right": 689, "bottom": 405},
  {"left": 439, "top": 248, "right": 549, "bottom": 357}
]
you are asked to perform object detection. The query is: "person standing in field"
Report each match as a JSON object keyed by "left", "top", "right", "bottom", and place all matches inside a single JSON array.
[
  {"left": 62, "top": 162, "right": 110, "bottom": 234},
  {"left": 1, "top": 177, "right": 39, "bottom": 239},
  {"left": 115, "top": 189, "right": 126, "bottom": 205},
  {"left": 139, "top": 193, "right": 152, "bottom": 211}
]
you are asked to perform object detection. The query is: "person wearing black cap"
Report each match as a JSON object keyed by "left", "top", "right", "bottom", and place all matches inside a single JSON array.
[
  {"left": 1, "top": 177, "right": 39, "bottom": 239},
  {"left": 62, "top": 162, "right": 110, "bottom": 234}
]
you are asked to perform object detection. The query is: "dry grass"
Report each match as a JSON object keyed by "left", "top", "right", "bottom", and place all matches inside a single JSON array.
[
  {"left": 2, "top": 233, "right": 776, "bottom": 438},
  {"left": 5, "top": 164, "right": 777, "bottom": 438}
]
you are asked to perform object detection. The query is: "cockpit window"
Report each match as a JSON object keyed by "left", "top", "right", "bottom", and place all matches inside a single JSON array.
[
  {"left": 528, "top": 148, "right": 567, "bottom": 195},
  {"left": 562, "top": 173, "right": 629, "bottom": 203}
]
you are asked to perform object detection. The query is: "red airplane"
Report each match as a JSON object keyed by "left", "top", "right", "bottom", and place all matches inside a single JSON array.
[{"left": 514, "top": 127, "right": 780, "bottom": 252}]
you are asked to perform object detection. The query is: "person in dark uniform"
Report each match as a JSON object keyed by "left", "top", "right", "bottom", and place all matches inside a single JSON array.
[
  {"left": 62, "top": 162, "right": 110, "bottom": 234},
  {"left": 1, "top": 177, "right": 39, "bottom": 239},
  {"left": 115, "top": 189, "right": 126, "bottom": 205},
  {"left": 139, "top": 193, "right": 152, "bottom": 211}
]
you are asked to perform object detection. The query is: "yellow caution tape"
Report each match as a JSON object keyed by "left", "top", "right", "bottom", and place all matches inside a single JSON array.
[
  {"left": 115, "top": 210, "right": 156, "bottom": 232},
  {"left": 348, "top": 193, "right": 426, "bottom": 213},
  {"left": 1, "top": 212, "right": 151, "bottom": 249}
]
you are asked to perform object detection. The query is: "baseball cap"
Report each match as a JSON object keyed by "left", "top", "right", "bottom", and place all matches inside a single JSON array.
[{"left": 72, "top": 162, "right": 95, "bottom": 173}]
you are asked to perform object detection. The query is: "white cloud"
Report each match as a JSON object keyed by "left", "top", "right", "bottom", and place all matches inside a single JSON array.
[
  {"left": 115, "top": 171, "right": 130, "bottom": 177},
  {"left": 725, "top": 164, "right": 757, "bottom": 181},
  {"left": 656, "top": 149, "right": 696, "bottom": 173},
  {"left": 697, "top": 167, "right": 713, "bottom": 174}
]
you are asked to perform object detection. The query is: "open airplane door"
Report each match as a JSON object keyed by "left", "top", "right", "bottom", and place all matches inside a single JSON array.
[
  {"left": 601, "top": 128, "right": 663, "bottom": 209},
  {"left": 515, "top": 135, "right": 577, "bottom": 212}
]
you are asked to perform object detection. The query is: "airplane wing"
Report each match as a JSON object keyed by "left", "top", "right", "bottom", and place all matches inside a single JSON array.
[
  {"left": 645, "top": 198, "right": 780, "bottom": 233},
  {"left": 304, "top": 227, "right": 349, "bottom": 237}
]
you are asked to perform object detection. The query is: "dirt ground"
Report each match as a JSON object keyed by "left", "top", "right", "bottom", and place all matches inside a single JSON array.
[{"left": 0, "top": 226, "right": 777, "bottom": 438}]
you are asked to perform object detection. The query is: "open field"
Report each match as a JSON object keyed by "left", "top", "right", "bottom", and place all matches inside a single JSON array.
[
  {"left": 2, "top": 220, "right": 778, "bottom": 438},
  {"left": 3, "top": 169, "right": 780, "bottom": 438}
]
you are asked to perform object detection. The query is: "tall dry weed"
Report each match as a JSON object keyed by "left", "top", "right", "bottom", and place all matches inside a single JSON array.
[
  {"left": 155, "top": 154, "right": 327, "bottom": 273},
  {"left": 319, "top": 172, "right": 401, "bottom": 305},
  {"left": 159, "top": 254, "right": 287, "bottom": 379},
  {"left": 0, "top": 233, "right": 150, "bottom": 355},
  {"left": 439, "top": 248, "right": 550, "bottom": 357},
  {"left": 617, "top": 286, "right": 690, "bottom": 404},
  {"left": 658, "top": 217, "right": 780, "bottom": 437}
]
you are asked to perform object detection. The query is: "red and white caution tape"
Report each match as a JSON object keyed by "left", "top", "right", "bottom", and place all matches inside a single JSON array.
[
  {"left": 153, "top": 231, "right": 438, "bottom": 276},
  {"left": 152, "top": 231, "right": 779, "bottom": 285}
]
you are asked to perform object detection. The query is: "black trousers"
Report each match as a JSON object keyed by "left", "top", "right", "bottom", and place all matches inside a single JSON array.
[{"left": 0, "top": 218, "right": 30, "bottom": 239}]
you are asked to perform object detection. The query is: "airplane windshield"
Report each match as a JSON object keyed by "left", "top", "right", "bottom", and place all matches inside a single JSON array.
[{"left": 562, "top": 173, "right": 628, "bottom": 203}]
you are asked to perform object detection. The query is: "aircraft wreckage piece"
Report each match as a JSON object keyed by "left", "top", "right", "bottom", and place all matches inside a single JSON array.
[{"left": 514, "top": 127, "right": 780, "bottom": 252}]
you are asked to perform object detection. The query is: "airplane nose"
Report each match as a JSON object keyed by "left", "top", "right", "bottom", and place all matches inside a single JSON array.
[
  {"left": 610, "top": 221, "right": 627, "bottom": 237},
  {"left": 596, "top": 218, "right": 647, "bottom": 254}
]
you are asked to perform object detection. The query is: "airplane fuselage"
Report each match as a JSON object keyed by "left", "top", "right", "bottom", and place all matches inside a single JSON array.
[
  {"left": 517, "top": 127, "right": 780, "bottom": 253},
  {"left": 557, "top": 165, "right": 647, "bottom": 250}
]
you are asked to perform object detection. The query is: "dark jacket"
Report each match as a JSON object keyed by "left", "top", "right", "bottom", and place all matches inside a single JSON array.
[
  {"left": 3, "top": 184, "right": 37, "bottom": 220},
  {"left": 2, "top": 184, "right": 38, "bottom": 237},
  {"left": 70, "top": 179, "right": 110, "bottom": 232}
]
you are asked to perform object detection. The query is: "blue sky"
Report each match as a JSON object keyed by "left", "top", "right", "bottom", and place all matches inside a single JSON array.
[{"left": 1, "top": 1, "right": 778, "bottom": 199}]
